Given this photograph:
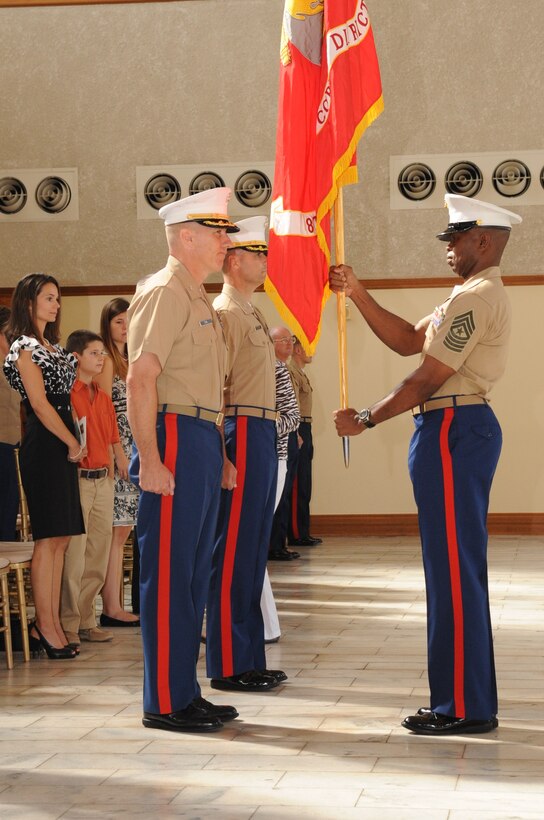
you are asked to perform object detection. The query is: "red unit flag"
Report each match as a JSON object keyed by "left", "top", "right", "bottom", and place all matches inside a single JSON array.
[{"left": 266, "top": 0, "right": 383, "bottom": 353}]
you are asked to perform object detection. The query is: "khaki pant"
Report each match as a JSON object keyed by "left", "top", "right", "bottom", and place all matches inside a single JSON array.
[{"left": 61, "top": 475, "right": 114, "bottom": 632}]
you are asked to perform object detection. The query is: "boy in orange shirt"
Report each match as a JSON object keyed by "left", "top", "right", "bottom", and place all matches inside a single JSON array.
[{"left": 61, "top": 330, "right": 123, "bottom": 647}]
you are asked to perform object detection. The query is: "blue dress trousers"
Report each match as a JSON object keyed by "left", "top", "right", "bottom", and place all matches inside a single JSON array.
[{"left": 408, "top": 403, "right": 502, "bottom": 720}]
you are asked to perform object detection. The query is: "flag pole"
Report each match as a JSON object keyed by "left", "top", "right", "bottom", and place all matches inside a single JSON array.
[{"left": 333, "top": 188, "right": 350, "bottom": 468}]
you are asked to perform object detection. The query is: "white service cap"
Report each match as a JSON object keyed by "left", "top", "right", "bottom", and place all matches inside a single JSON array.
[
  {"left": 158, "top": 187, "right": 239, "bottom": 232},
  {"left": 437, "top": 194, "right": 522, "bottom": 240},
  {"left": 227, "top": 216, "right": 268, "bottom": 253}
]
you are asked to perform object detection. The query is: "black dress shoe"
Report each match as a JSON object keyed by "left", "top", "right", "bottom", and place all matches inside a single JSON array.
[
  {"left": 211, "top": 670, "right": 279, "bottom": 692},
  {"left": 269, "top": 549, "right": 298, "bottom": 561},
  {"left": 288, "top": 536, "right": 322, "bottom": 546},
  {"left": 258, "top": 668, "right": 288, "bottom": 682},
  {"left": 142, "top": 703, "right": 223, "bottom": 732},
  {"left": 100, "top": 613, "right": 140, "bottom": 628},
  {"left": 402, "top": 711, "right": 498, "bottom": 735},
  {"left": 264, "top": 636, "right": 280, "bottom": 644},
  {"left": 192, "top": 695, "right": 239, "bottom": 722}
]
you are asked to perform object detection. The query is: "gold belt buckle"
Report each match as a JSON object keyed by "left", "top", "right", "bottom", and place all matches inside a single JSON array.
[{"left": 215, "top": 412, "right": 224, "bottom": 427}]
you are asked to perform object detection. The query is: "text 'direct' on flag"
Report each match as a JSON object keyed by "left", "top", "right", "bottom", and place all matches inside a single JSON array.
[{"left": 266, "top": 0, "right": 383, "bottom": 354}]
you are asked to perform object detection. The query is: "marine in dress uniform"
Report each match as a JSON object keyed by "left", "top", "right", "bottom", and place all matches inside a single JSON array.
[
  {"left": 330, "top": 194, "right": 522, "bottom": 736},
  {"left": 206, "top": 216, "right": 286, "bottom": 693},
  {"left": 287, "top": 338, "right": 322, "bottom": 547},
  {"left": 126, "top": 188, "right": 240, "bottom": 733}
]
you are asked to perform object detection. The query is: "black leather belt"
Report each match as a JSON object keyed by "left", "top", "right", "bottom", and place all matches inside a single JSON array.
[{"left": 79, "top": 468, "right": 109, "bottom": 480}]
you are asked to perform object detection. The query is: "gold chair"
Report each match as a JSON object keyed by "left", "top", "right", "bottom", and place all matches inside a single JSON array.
[
  {"left": 0, "top": 556, "right": 13, "bottom": 670},
  {"left": 0, "top": 542, "right": 35, "bottom": 662},
  {"left": 116, "top": 529, "right": 136, "bottom": 604},
  {"left": 14, "top": 447, "right": 31, "bottom": 542},
  {"left": 122, "top": 530, "right": 134, "bottom": 594}
]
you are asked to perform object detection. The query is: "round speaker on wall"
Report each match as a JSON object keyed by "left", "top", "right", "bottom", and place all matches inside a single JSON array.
[
  {"left": 189, "top": 172, "right": 225, "bottom": 195},
  {"left": 492, "top": 159, "right": 531, "bottom": 197},
  {"left": 234, "top": 169, "right": 272, "bottom": 209},
  {"left": 35, "top": 176, "right": 71, "bottom": 213},
  {"left": 0, "top": 177, "right": 27, "bottom": 214},
  {"left": 397, "top": 163, "right": 436, "bottom": 201},
  {"left": 540, "top": 165, "right": 544, "bottom": 190},
  {"left": 143, "top": 174, "right": 181, "bottom": 210},
  {"left": 445, "top": 161, "right": 483, "bottom": 197}
]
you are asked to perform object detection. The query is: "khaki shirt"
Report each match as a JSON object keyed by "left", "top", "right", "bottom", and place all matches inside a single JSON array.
[
  {"left": 213, "top": 284, "right": 276, "bottom": 411},
  {"left": 128, "top": 256, "right": 226, "bottom": 411},
  {"left": 423, "top": 267, "right": 511, "bottom": 398},
  {"left": 288, "top": 360, "right": 313, "bottom": 419},
  {"left": 0, "top": 373, "right": 21, "bottom": 445}
]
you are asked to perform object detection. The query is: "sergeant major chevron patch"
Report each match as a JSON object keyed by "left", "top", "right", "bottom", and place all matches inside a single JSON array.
[{"left": 443, "top": 310, "right": 475, "bottom": 352}]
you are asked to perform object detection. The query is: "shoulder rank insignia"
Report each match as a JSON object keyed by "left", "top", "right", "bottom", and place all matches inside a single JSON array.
[{"left": 443, "top": 310, "right": 475, "bottom": 352}]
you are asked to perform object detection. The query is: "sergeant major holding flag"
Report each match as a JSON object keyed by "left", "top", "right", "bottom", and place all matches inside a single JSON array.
[{"left": 331, "top": 194, "right": 522, "bottom": 736}]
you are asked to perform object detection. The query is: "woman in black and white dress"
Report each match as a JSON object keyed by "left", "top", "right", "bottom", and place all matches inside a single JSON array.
[{"left": 3, "top": 273, "right": 85, "bottom": 659}]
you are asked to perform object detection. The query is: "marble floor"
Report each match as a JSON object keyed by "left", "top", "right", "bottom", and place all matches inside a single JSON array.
[{"left": 1, "top": 535, "right": 543, "bottom": 819}]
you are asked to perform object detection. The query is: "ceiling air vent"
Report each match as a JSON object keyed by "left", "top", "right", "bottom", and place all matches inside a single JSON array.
[
  {"left": 0, "top": 168, "right": 78, "bottom": 222},
  {"left": 390, "top": 151, "right": 544, "bottom": 209},
  {"left": 35, "top": 176, "right": 72, "bottom": 214},
  {"left": 0, "top": 177, "right": 27, "bottom": 215},
  {"left": 444, "top": 161, "right": 483, "bottom": 198},
  {"left": 233, "top": 169, "right": 272, "bottom": 209},
  {"left": 189, "top": 171, "right": 225, "bottom": 194},
  {"left": 397, "top": 162, "right": 435, "bottom": 201},
  {"left": 143, "top": 173, "right": 181, "bottom": 210},
  {"left": 136, "top": 162, "right": 274, "bottom": 220},
  {"left": 492, "top": 159, "right": 531, "bottom": 197}
]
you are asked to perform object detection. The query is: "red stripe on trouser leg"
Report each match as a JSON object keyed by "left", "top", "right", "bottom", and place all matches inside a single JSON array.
[
  {"left": 220, "top": 417, "right": 248, "bottom": 677},
  {"left": 157, "top": 413, "right": 178, "bottom": 714},
  {"left": 291, "top": 474, "right": 299, "bottom": 539},
  {"left": 439, "top": 408, "right": 465, "bottom": 718}
]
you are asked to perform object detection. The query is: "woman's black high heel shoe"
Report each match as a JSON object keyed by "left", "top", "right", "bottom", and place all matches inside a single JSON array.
[
  {"left": 29, "top": 632, "right": 45, "bottom": 658},
  {"left": 30, "top": 623, "right": 76, "bottom": 660}
]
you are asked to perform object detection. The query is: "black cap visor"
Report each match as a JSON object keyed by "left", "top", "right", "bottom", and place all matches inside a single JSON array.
[
  {"left": 227, "top": 244, "right": 268, "bottom": 254},
  {"left": 191, "top": 218, "right": 240, "bottom": 233},
  {"left": 436, "top": 220, "right": 480, "bottom": 241},
  {"left": 436, "top": 221, "right": 512, "bottom": 241}
]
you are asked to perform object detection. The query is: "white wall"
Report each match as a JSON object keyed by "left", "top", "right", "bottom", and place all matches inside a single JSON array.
[
  {"left": 3, "top": 0, "right": 542, "bottom": 515},
  {"left": 1, "top": 0, "right": 543, "bottom": 285},
  {"left": 59, "top": 279, "right": 544, "bottom": 516}
]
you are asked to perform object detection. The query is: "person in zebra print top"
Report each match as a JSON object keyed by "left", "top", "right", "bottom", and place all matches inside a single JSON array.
[{"left": 268, "top": 328, "right": 301, "bottom": 562}]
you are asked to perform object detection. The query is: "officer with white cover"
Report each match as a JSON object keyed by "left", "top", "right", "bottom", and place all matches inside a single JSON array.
[{"left": 329, "top": 194, "right": 522, "bottom": 736}]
